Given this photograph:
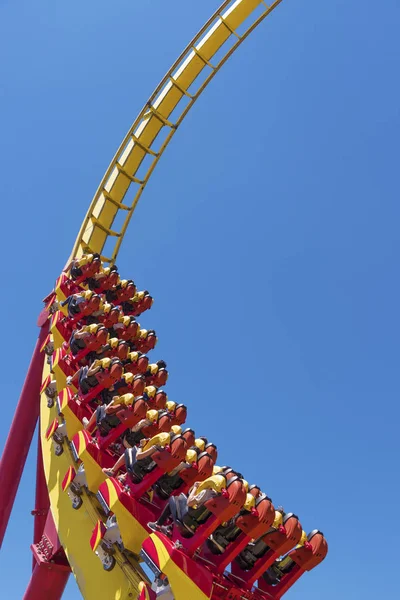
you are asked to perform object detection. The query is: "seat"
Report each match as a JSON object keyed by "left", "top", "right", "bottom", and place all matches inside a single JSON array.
[
  {"left": 258, "top": 530, "right": 328, "bottom": 597},
  {"left": 78, "top": 327, "right": 108, "bottom": 359},
  {"left": 133, "top": 331, "right": 157, "bottom": 353},
  {"left": 154, "top": 451, "right": 214, "bottom": 500},
  {"left": 78, "top": 362, "right": 123, "bottom": 404},
  {"left": 234, "top": 513, "right": 302, "bottom": 572},
  {"left": 166, "top": 475, "right": 247, "bottom": 558},
  {"left": 180, "top": 451, "right": 214, "bottom": 485},
  {"left": 144, "top": 365, "right": 169, "bottom": 387},
  {"left": 283, "top": 529, "right": 328, "bottom": 572},
  {"left": 149, "top": 434, "right": 187, "bottom": 472},
  {"left": 97, "top": 306, "right": 121, "bottom": 330},
  {"left": 204, "top": 442, "right": 218, "bottom": 462},
  {"left": 113, "top": 373, "right": 146, "bottom": 398},
  {"left": 153, "top": 412, "right": 173, "bottom": 435},
  {"left": 180, "top": 428, "right": 194, "bottom": 446},
  {"left": 69, "top": 254, "right": 101, "bottom": 283},
  {"left": 169, "top": 404, "right": 187, "bottom": 426},
  {"left": 124, "top": 434, "right": 187, "bottom": 501},
  {"left": 96, "top": 397, "right": 148, "bottom": 449},
  {"left": 201, "top": 494, "right": 276, "bottom": 574},
  {"left": 179, "top": 476, "right": 246, "bottom": 537},
  {"left": 87, "top": 267, "right": 119, "bottom": 293},
  {"left": 210, "top": 495, "right": 276, "bottom": 554},
  {"left": 124, "top": 352, "right": 149, "bottom": 375},
  {"left": 115, "top": 281, "right": 137, "bottom": 304}
]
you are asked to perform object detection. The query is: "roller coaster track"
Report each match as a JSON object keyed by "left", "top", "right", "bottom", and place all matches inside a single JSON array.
[
  {"left": 46, "top": 3, "right": 286, "bottom": 595},
  {"left": 70, "top": 0, "right": 283, "bottom": 265},
  {"left": 49, "top": 1, "right": 286, "bottom": 597},
  {"left": 6, "top": 2, "right": 291, "bottom": 599}
]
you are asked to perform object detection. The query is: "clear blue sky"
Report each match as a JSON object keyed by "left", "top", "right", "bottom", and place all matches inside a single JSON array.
[{"left": 1, "top": 1, "right": 399, "bottom": 598}]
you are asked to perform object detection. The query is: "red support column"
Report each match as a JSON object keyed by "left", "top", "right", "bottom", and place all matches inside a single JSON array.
[
  {"left": 0, "top": 323, "right": 48, "bottom": 547},
  {"left": 23, "top": 562, "right": 70, "bottom": 600},
  {"left": 26, "top": 511, "right": 70, "bottom": 600}
]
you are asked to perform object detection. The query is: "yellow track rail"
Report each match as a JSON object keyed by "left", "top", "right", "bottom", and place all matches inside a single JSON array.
[
  {"left": 69, "top": 0, "right": 283, "bottom": 265},
  {"left": 42, "top": 1, "right": 285, "bottom": 598}
]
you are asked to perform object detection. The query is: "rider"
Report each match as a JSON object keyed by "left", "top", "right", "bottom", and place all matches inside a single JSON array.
[
  {"left": 112, "top": 315, "right": 140, "bottom": 342},
  {"left": 105, "top": 279, "right": 136, "bottom": 304},
  {"left": 131, "top": 329, "right": 157, "bottom": 353},
  {"left": 61, "top": 290, "right": 102, "bottom": 320},
  {"left": 102, "top": 425, "right": 182, "bottom": 481},
  {"left": 121, "top": 290, "right": 153, "bottom": 317},
  {"left": 67, "top": 357, "right": 123, "bottom": 396},
  {"left": 123, "top": 351, "right": 149, "bottom": 375},
  {"left": 147, "top": 474, "right": 222, "bottom": 535},
  {"left": 262, "top": 530, "right": 309, "bottom": 585},
  {"left": 67, "top": 253, "right": 101, "bottom": 281},
  {"left": 87, "top": 265, "right": 119, "bottom": 293},
  {"left": 92, "top": 303, "right": 122, "bottom": 330},
  {"left": 144, "top": 360, "right": 168, "bottom": 387}
]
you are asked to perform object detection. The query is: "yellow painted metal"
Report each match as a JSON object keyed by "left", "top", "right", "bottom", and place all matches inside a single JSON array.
[
  {"left": 103, "top": 479, "right": 149, "bottom": 555},
  {"left": 40, "top": 1, "right": 286, "bottom": 598},
  {"left": 68, "top": 0, "right": 284, "bottom": 265},
  {"left": 40, "top": 360, "right": 147, "bottom": 599},
  {"left": 74, "top": 431, "right": 108, "bottom": 494},
  {"left": 150, "top": 534, "right": 211, "bottom": 600},
  {"left": 59, "top": 390, "right": 84, "bottom": 440}
]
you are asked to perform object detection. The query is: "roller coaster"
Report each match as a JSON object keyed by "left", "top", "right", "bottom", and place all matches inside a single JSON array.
[{"left": 0, "top": 2, "right": 328, "bottom": 599}]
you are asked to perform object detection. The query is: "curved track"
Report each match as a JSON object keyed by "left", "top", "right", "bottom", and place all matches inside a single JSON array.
[
  {"left": 42, "top": 1, "right": 285, "bottom": 598},
  {"left": 68, "top": 0, "right": 283, "bottom": 265}
]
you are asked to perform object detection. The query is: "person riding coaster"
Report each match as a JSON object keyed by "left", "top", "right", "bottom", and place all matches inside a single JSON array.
[
  {"left": 259, "top": 529, "right": 328, "bottom": 593},
  {"left": 261, "top": 529, "right": 309, "bottom": 585},
  {"left": 92, "top": 400, "right": 159, "bottom": 453},
  {"left": 144, "top": 360, "right": 168, "bottom": 387},
  {"left": 84, "top": 393, "right": 149, "bottom": 438},
  {"left": 90, "top": 303, "right": 122, "bottom": 330},
  {"left": 102, "top": 426, "right": 185, "bottom": 484},
  {"left": 120, "top": 290, "right": 153, "bottom": 317},
  {"left": 130, "top": 329, "right": 157, "bottom": 354},
  {"left": 68, "top": 324, "right": 109, "bottom": 357},
  {"left": 111, "top": 315, "right": 140, "bottom": 343},
  {"left": 86, "top": 265, "right": 119, "bottom": 293},
  {"left": 60, "top": 290, "right": 103, "bottom": 321},
  {"left": 147, "top": 473, "right": 247, "bottom": 542},
  {"left": 165, "top": 401, "right": 187, "bottom": 427},
  {"left": 122, "top": 351, "right": 149, "bottom": 375},
  {"left": 206, "top": 490, "right": 275, "bottom": 557},
  {"left": 53, "top": 326, "right": 110, "bottom": 381},
  {"left": 67, "top": 253, "right": 102, "bottom": 282},
  {"left": 135, "top": 386, "right": 168, "bottom": 411},
  {"left": 204, "top": 442, "right": 218, "bottom": 462},
  {"left": 139, "top": 409, "right": 174, "bottom": 438},
  {"left": 97, "top": 407, "right": 166, "bottom": 476},
  {"left": 153, "top": 439, "right": 216, "bottom": 500},
  {"left": 111, "top": 371, "right": 147, "bottom": 399},
  {"left": 105, "top": 279, "right": 137, "bottom": 304},
  {"left": 67, "top": 357, "right": 124, "bottom": 401},
  {"left": 234, "top": 509, "right": 302, "bottom": 572},
  {"left": 93, "top": 338, "right": 130, "bottom": 362}
]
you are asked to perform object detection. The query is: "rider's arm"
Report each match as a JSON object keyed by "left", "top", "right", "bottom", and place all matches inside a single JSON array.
[
  {"left": 136, "top": 445, "right": 157, "bottom": 460},
  {"left": 87, "top": 361, "right": 102, "bottom": 376}
]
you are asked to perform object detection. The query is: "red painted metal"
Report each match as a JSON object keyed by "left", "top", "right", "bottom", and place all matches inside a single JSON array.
[
  {"left": 32, "top": 429, "right": 50, "bottom": 570},
  {"left": 23, "top": 561, "right": 70, "bottom": 600},
  {"left": 27, "top": 511, "right": 70, "bottom": 599},
  {"left": 0, "top": 324, "right": 48, "bottom": 548}
]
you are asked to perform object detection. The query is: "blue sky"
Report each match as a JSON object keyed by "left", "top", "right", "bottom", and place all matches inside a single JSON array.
[{"left": 1, "top": 1, "right": 399, "bottom": 598}]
